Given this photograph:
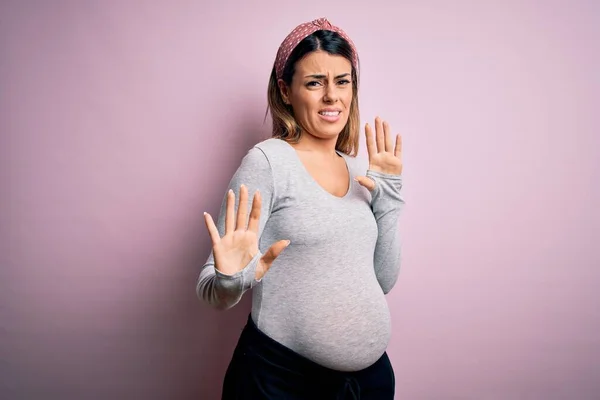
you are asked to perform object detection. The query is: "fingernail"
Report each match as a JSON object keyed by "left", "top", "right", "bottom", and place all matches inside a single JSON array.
[{"left": 285, "top": 240, "right": 291, "bottom": 246}]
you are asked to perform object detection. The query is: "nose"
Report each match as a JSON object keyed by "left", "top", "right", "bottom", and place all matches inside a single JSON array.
[{"left": 323, "top": 83, "right": 339, "bottom": 103}]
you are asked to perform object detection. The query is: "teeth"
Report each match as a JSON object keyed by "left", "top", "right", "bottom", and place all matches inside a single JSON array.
[{"left": 320, "top": 111, "right": 340, "bottom": 116}]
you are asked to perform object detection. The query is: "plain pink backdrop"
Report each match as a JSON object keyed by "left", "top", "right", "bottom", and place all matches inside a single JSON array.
[{"left": 1, "top": 1, "right": 599, "bottom": 399}]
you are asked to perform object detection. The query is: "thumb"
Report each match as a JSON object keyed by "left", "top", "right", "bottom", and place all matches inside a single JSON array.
[
  {"left": 256, "top": 240, "right": 290, "bottom": 279},
  {"left": 354, "top": 176, "right": 376, "bottom": 192}
]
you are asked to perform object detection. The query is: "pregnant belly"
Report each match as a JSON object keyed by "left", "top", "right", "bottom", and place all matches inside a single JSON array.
[{"left": 260, "top": 276, "right": 392, "bottom": 372}]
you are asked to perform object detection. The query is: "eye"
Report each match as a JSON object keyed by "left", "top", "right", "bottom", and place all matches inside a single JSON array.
[
  {"left": 337, "top": 79, "right": 351, "bottom": 85},
  {"left": 306, "top": 81, "right": 321, "bottom": 87}
]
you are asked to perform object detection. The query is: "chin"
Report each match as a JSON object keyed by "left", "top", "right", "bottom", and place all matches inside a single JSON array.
[
  {"left": 313, "top": 121, "right": 348, "bottom": 138},
  {"left": 312, "top": 128, "right": 343, "bottom": 140}
]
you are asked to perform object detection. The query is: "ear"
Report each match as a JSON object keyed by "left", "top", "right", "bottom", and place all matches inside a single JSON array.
[{"left": 277, "top": 79, "right": 291, "bottom": 105}]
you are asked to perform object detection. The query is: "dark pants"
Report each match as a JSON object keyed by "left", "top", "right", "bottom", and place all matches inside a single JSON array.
[{"left": 222, "top": 315, "right": 395, "bottom": 399}]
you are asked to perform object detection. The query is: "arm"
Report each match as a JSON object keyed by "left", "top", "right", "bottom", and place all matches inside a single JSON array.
[
  {"left": 354, "top": 117, "right": 405, "bottom": 294},
  {"left": 367, "top": 170, "right": 405, "bottom": 294},
  {"left": 196, "top": 147, "right": 275, "bottom": 310}
]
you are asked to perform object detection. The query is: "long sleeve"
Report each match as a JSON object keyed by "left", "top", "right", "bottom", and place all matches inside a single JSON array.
[
  {"left": 196, "top": 147, "right": 275, "bottom": 310},
  {"left": 367, "top": 170, "right": 405, "bottom": 294}
]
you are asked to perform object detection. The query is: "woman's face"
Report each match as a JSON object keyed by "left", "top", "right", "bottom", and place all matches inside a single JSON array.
[{"left": 279, "top": 50, "right": 353, "bottom": 141}]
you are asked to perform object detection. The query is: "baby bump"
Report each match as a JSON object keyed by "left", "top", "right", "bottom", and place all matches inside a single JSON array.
[{"left": 259, "top": 275, "right": 392, "bottom": 372}]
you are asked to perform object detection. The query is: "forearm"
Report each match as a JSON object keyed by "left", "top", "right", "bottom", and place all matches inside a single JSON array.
[
  {"left": 373, "top": 210, "right": 402, "bottom": 294},
  {"left": 196, "top": 252, "right": 261, "bottom": 310},
  {"left": 368, "top": 170, "right": 405, "bottom": 294},
  {"left": 196, "top": 146, "right": 274, "bottom": 309}
]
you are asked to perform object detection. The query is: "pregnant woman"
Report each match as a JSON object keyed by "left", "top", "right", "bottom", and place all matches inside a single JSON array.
[{"left": 197, "top": 17, "right": 405, "bottom": 399}]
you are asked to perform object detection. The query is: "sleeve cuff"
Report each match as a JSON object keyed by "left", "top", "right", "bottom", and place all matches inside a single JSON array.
[
  {"left": 215, "top": 251, "right": 262, "bottom": 291},
  {"left": 366, "top": 170, "right": 403, "bottom": 200},
  {"left": 366, "top": 170, "right": 403, "bottom": 181}
]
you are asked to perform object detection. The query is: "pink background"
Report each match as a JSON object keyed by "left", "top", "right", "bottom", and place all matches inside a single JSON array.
[{"left": 1, "top": 1, "right": 599, "bottom": 399}]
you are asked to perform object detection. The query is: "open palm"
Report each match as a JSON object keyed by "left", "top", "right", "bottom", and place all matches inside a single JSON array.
[
  {"left": 203, "top": 184, "right": 289, "bottom": 280},
  {"left": 355, "top": 116, "right": 403, "bottom": 191}
]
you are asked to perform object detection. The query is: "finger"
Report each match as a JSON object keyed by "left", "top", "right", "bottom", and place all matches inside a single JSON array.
[
  {"left": 375, "top": 117, "right": 384, "bottom": 153},
  {"left": 257, "top": 240, "right": 291, "bottom": 279},
  {"left": 354, "top": 176, "right": 376, "bottom": 192},
  {"left": 247, "top": 190, "right": 262, "bottom": 233},
  {"left": 394, "top": 134, "right": 402, "bottom": 159},
  {"left": 384, "top": 121, "right": 393, "bottom": 153},
  {"left": 365, "top": 123, "right": 376, "bottom": 159},
  {"left": 224, "top": 189, "right": 235, "bottom": 234},
  {"left": 203, "top": 212, "right": 221, "bottom": 246},
  {"left": 236, "top": 184, "right": 248, "bottom": 230}
]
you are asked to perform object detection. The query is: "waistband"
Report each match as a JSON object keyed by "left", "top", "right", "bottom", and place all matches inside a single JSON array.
[{"left": 238, "top": 314, "right": 362, "bottom": 399}]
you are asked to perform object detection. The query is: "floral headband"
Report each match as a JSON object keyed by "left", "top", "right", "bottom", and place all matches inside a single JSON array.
[{"left": 274, "top": 17, "right": 359, "bottom": 80}]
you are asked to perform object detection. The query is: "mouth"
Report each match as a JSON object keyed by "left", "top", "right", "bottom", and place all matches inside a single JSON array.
[
  {"left": 318, "top": 110, "right": 341, "bottom": 117},
  {"left": 318, "top": 109, "right": 342, "bottom": 123}
]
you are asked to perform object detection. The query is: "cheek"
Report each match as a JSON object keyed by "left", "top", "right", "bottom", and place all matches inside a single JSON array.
[
  {"left": 334, "top": 87, "right": 352, "bottom": 109},
  {"left": 343, "top": 90, "right": 353, "bottom": 107},
  {"left": 296, "top": 93, "right": 320, "bottom": 114}
]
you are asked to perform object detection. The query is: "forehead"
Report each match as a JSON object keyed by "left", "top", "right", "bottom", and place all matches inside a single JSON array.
[{"left": 295, "top": 50, "right": 352, "bottom": 74}]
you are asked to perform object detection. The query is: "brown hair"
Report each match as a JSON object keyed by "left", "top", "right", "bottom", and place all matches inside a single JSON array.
[{"left": 266, "top": 30, "right": 360, "bottom": 157}]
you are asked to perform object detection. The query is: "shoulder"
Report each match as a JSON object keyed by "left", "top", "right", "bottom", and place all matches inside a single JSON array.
[
  {"left": 236, "top": 138, "right": 292, "bottom": 176},
  {"left": 229, "top": 140, "right": 281, "bottom": 190},
  {"left": 238, "top": 138, "right": 282, "bottom": 161},
  {"left": 250, "top": 138, "right": 294, "bottom": 168},
  {"left": 253, "top": 137, "right": 290, "bottom": 156}
]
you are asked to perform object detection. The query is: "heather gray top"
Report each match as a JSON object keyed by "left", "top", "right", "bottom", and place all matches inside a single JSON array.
[{"left": 197, "top": 138, "right": 404, "bottom": 371}]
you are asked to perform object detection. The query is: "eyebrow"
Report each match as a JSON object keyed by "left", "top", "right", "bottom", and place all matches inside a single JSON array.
[{"left": 304, "top": 73, "right": 351, "bottom": 79}]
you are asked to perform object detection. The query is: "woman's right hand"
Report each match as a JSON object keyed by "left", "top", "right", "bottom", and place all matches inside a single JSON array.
[{"left": 204, "top": 184, "right": 290, "bottom": 280}]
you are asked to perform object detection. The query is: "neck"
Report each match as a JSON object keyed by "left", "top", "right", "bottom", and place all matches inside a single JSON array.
[{"left": 293, "top": 132, "right": 339, "bottom": 158}]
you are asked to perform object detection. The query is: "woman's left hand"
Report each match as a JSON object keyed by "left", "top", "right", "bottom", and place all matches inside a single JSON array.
[{"left": 355, "top": 117, "right": 403, "bottom": 191}]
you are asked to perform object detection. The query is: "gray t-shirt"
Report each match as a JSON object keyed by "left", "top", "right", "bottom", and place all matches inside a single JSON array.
[{"left": 197, "top": 137, "right": 405, "bottom": 371}]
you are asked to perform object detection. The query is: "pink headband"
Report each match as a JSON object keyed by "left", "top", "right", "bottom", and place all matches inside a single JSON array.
[{"left": 274, "top": 17, "right": 359, "bottom": 80}]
